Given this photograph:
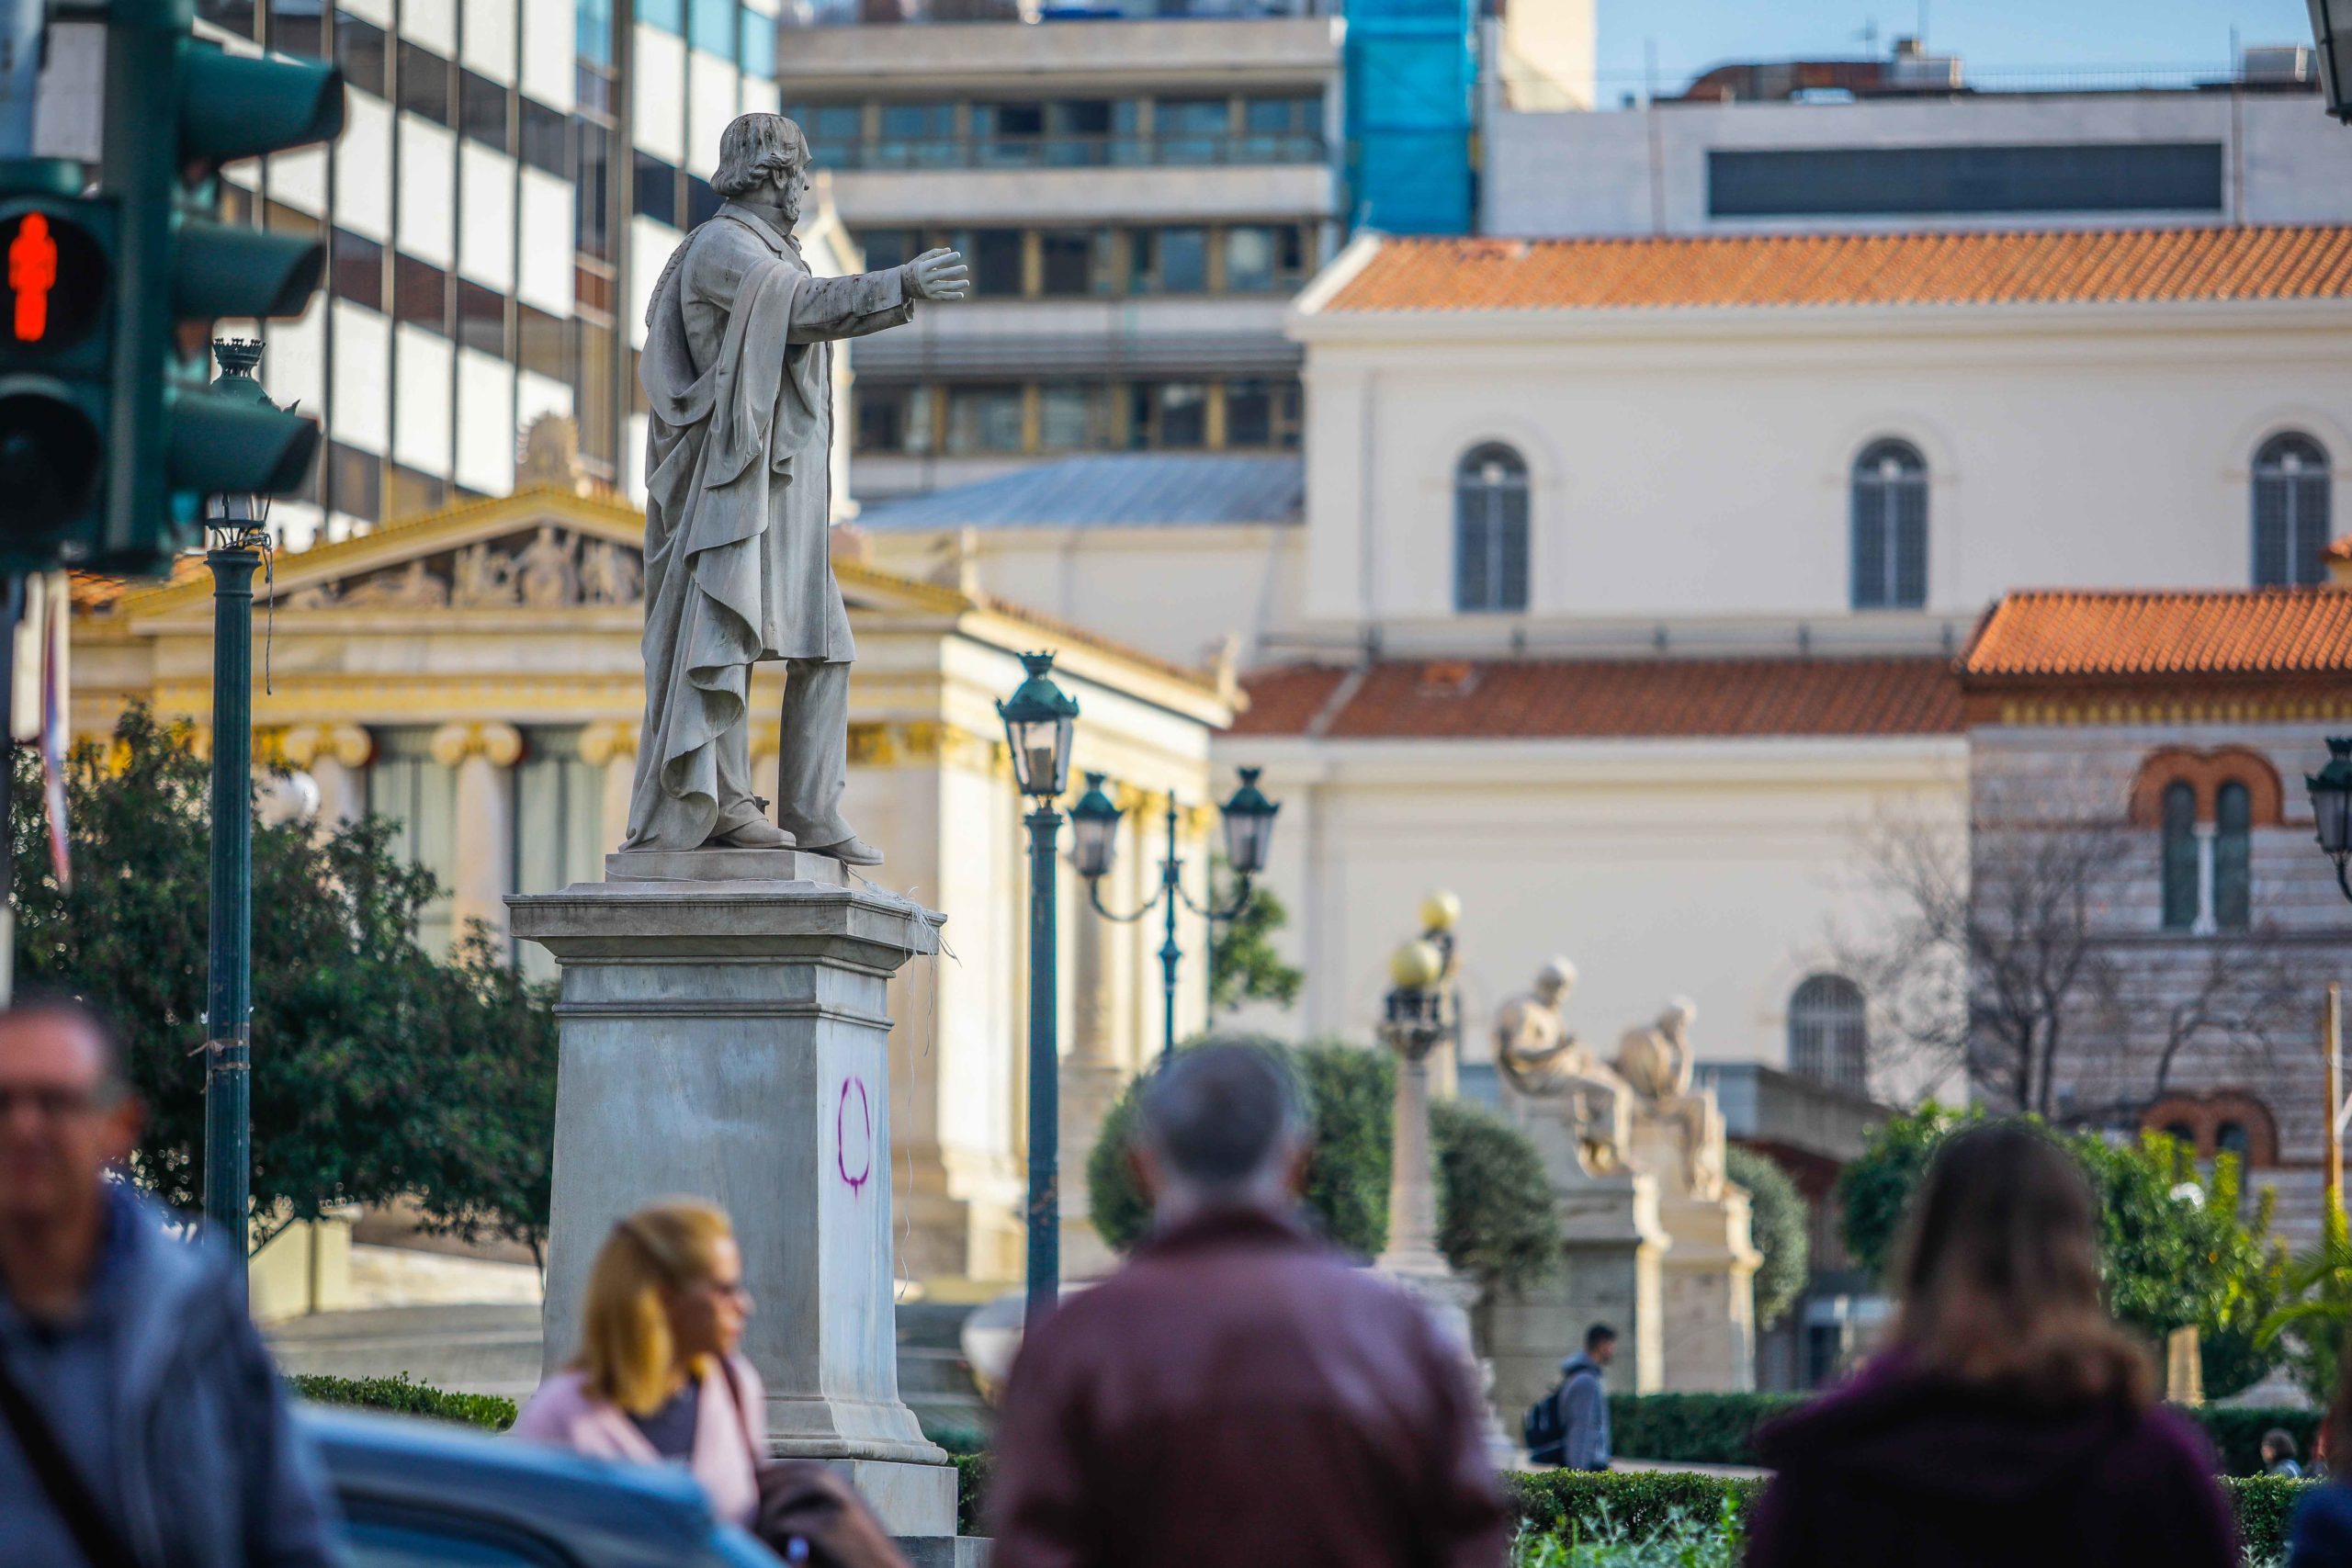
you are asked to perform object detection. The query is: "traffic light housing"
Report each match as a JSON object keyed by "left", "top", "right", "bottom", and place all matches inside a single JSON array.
[
  {"left": 0, "top": 162, "right": 115, "bottom": 575},
  {"left": 0, "top": 0, "right": 346, "bottom": 577}
]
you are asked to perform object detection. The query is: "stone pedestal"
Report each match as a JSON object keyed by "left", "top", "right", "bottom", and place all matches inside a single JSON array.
[
  {"left": 1657, "top": 1188, "right": 1758, "bottom": 1393},
  {"left": 1492, "top": 1094, "right": 1669, "bottom": 1419},
  {"left": 508, "top": 860, "right": 956, "bottom": 1537},
  {"left": 1379, "top": 1039, "right": 1515, "bottom": 1465}
]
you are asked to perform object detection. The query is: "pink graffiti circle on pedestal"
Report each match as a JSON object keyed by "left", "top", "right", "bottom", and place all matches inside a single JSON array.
[{"left": 836, "top": 1077, "right": 874, "bottom": 1193}]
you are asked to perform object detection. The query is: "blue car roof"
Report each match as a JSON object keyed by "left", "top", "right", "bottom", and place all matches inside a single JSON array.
[{"left": 300, "top": 1405, "right": 727, "bottom": 1562}]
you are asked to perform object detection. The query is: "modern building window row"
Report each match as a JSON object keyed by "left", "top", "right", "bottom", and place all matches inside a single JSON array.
[
  {"left": 315, "top": 440, "right": 491, "bottom": 526},
  {"left": 854, "top": 377, "right": 1302, "bottom": 456},
  {"left": 639, "top": 0, "right": 780, "bottom": 72},
  {"left": 852, "top": 222, "right": 1312, "bottom": 298},
  {"left": 630, "top": 152, "right": 728, "bottom": 231},
  {"left": 782, "top": 92, "right": 1325, "bottom": 169}
]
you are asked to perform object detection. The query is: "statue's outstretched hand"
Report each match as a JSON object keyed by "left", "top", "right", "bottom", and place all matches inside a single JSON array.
[{"left": 909, "top": 248, "right": 971, "bottom": 301}]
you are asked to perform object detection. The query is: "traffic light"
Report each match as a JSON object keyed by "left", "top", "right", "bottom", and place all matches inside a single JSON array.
[
  {"left": 0, "top": 0, "right": 345, "bottom": 577},
  {"left": 0, "top": 161, "right": 115, "bottom": 575}
]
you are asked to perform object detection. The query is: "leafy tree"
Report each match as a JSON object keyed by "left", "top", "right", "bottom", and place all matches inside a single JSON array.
[
  {"left": 1724, "top": 1145, "right": 1808, "bottom": 1331},
  {"left": 2259, "top": 1189, "right": 2352, "bottom": 1404},
  {"left": 1084, "top": 1035, "right": 1559, "bottom": 1297},
  {"left": 12, "top": 706, "right": 556, "bottom": 1257},
  {"left": 1839, "top": 1106, "right": 2287, "bottom": 1397},
  {"left": 1837, "top": 1101, "right": 1974, "bottom": 1280},
  {"left": 1207, "top": 863, "right": 1304, "bottom": 1015},
  {"left": 1432, "top": 1097, "right": 1561, "bottom": 1300}
]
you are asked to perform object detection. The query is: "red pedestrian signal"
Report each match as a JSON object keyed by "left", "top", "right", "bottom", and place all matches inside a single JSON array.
[
  {"left": 9, "top": 212, "right": 54, "bottom": 342},
  {"left": 0, "top": 209, "right": 101, "bottom": 353}
]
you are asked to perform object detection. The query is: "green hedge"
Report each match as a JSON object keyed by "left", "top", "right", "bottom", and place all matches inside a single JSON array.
[
  {"left": 1607, "top": 1393, "right": 1802, "bottom": 1468},
  {"left": 956, "top": 1453, "right": 991, "bottom": 1536},
  {"left": 2197, "top": 1406, "right": 2321, "bottom": 1477},
  {"left": 1504, "top": 1471, "right": 2308, "bottom": 1561},
  {"left": 289, "top": 1372, "right": 516, "bottom": 1432},
  {"left": 1605, "top": 1393, "right": 2317, "bottom": 1478}
]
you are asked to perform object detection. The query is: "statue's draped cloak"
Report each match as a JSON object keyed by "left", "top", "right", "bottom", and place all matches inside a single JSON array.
[{"left": 625, "top": 206, "right": 897, "bottom": 850}]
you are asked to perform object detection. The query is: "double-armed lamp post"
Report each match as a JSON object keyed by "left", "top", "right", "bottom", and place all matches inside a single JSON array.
[
  {"left": 998, "top": 652, "right": 1079, "bottom": 1330},
  {"left": 1068, "top": 766, "right": 1280, "bottom": 1064},
  {"left": 998, "top": 649, "right": 1284, "bottom": 1326}
]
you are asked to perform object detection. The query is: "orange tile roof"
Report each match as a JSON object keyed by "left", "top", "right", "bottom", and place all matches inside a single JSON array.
[
  {"left": 70, "top": 557, "right": 208, "bottom": 613},
  {"left": 1225, "top": 665, "right": 1351, "bottom": 737},
  {"left": 1231, "top": 657, "right": 1960, "bottom": 739},
  {"left": 1962, "top": 589, "right": 2352, "bottom": 682},
  {"left": 1321, "top": 226, "right": 2352, "bottom": 315}
]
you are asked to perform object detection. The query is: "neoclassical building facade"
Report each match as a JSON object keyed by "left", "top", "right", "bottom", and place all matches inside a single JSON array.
[{"left": 71, "top": 481, "right": 1233, "bottom": 1292}]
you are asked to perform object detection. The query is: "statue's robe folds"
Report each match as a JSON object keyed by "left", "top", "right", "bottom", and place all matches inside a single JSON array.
[{"left": 626, "top": 201, "right": 912, "bottom": 851}]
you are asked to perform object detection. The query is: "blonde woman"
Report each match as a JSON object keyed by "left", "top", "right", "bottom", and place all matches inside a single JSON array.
[{"left": 512, "top": 1199, "right": 763, "bottom": 1526}]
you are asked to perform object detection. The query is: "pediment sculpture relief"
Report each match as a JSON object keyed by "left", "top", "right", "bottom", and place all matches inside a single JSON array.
[{"left": 274, "top": 525, "right": 645, "bottom": 612}]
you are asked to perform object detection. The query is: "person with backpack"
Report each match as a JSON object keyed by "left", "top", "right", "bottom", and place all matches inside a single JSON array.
[
  {"left": 1562, "top": 1325, "right": 1617, "bottom": 1472},
  {"left": 1531, "top": 1325, "right": 1614, "bottom": 1471}
]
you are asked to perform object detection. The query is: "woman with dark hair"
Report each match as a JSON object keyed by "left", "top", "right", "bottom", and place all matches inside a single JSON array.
[
  {"left": 1747, "top": 1122, "right": 2235, "bottom": 1568},
  {"left": 2289, "top": 1347, "right": 2352, "bottom": 1563}
]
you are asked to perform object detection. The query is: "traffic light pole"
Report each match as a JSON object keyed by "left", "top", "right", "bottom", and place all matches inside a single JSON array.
[{"left": 200, "top": 537, "right": 257, "bottom": 1280}]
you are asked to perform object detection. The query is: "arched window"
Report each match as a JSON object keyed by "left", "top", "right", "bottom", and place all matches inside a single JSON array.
[
  {"left": 1850, "top": 439, "right": 1928, "bottom": 610},
  {"left": 2160, "top": 780, "right": 2199, "bottom": 931},
  {"left": 1788, "top": 974, "right": 1868, "bottom": 1097},
  {"left": 1454, "top": 444, "right": 1529, "bottom": 614},
  {"left": 2214, "top": 780, "right": 2252, "bottom": 931},
  {"left": 2252, "top": 433, "right": 2331, "bottom": 587},
  {"left": 2217, "top": 1122, "right": 2252, "bottom": 1161}
]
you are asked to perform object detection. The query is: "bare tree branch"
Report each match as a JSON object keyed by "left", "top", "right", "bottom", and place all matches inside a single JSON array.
[{"left": 1838, "top": 789, "right": 2299, "bottom": 1123}]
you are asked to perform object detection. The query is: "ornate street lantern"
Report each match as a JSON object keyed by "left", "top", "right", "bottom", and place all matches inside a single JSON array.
[
  {"left": 2312, "top": 0, "right": 2352, "bottom": 120},
  {"left": 1218, "top": 765, "right": 1280, "bottom": 877},
  {"left": 997, "top": 650, "right": 1078, "bottom": 800},
  {"left": 205, "top": 339, "right": 278, "bottom": 532},
  {"left": 1069, "top": 772, "right": 1122, "bottom": 880},
  {"left": 2309, "top": 737, "right": 2352, "bottom": 898}
]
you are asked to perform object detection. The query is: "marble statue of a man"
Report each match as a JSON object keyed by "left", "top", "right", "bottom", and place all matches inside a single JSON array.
[
  {"left": 625, "top": 112, "right": 969, "bottom": 863},
  {"left": 1495, "top": 958, "right": 1631, "bottom": 1173}
]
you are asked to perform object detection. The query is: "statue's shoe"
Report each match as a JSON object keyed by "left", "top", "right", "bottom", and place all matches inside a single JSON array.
[
  {"left": 707, "top": 818, "right": 796, "bottom": 849},
  {"left": 806, "top": 835, "right": 884, "bottom": 867}
]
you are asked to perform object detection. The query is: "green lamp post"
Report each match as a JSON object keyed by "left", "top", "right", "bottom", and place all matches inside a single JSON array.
[
  {"left": 998, "top": 650, "right": 1079, "bottom": 1330},
  {"left": 199, "top": 338, "right": 281, "bottom": 1280}
]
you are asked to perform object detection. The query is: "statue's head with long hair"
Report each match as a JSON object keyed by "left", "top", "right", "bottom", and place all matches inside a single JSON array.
[{"left": 711, "top": 113, "right": 810, "bottom": 208}]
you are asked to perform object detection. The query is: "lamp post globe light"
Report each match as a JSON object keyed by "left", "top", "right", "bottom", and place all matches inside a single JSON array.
[
  {"left": 1375, "top": 935, "right": 1454, "bottom": 1278},
  {"left": 1069, "top": 764, "right": 1282, "bottom": 1063},
  {"left": 999, "top": 651, "right": 1079, "bottom": 1330},
  {"left": 2312, "top": 0, "right": 2352, "bottom": 120},
  {"left": 2309, "top": 737, "right": 2352, "bottom": 900}
]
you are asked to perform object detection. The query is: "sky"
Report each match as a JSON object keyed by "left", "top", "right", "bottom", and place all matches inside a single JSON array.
[{"left": 1596, "top": 0, "right": 2317, "bottom": 98}]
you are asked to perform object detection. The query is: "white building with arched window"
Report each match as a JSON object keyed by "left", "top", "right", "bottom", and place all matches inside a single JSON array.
[{"left": 855, "top": 222, "right": 2352, "bottom": 1104}]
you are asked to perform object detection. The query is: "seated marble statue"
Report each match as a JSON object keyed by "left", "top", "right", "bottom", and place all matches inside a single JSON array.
[
  {"left": 1612, "top": 999, "right": 1726, "bottom": 1201},
  {"left": 1494, "top": 959, "right": 1631, "bottom": 1174}
]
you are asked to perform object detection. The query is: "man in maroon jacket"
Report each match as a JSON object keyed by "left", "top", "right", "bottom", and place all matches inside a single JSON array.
[{"left": 987, "top": 1044, "right": 1510, "bottom": 1568}]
